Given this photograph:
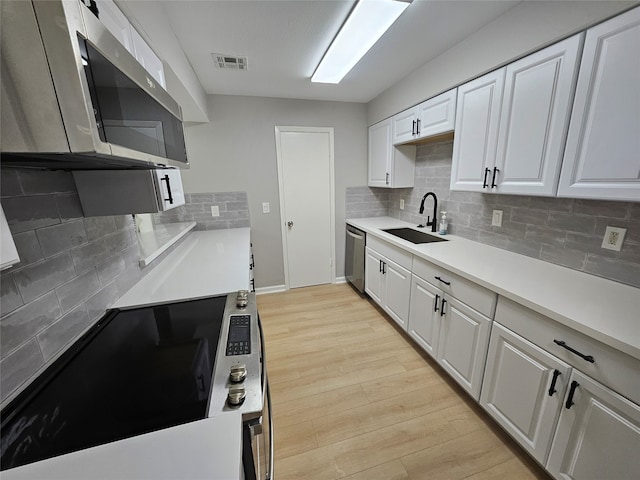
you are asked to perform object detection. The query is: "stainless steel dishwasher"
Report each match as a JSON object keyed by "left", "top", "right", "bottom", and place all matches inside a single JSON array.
[{"left": 345, "top": 225, "right": 365, "bottom": 293}]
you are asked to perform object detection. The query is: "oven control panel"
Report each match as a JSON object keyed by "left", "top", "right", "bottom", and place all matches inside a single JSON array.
[{"left": 226, "top": 315, "right": 251, "bottom": 356}]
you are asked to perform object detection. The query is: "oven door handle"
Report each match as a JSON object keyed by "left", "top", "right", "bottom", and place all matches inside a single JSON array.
[
  {"left": 257, "top": 313, "right": 274, "bottom": 480},
  {"left": 265, "top": 373, "right": 274, "bottom": 480}
]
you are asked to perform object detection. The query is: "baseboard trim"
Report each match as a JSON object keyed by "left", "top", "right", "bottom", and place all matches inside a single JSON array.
[
  {"left": 335, "top": 276, "right": 346, "bottom": 284},
  {"left": 255, "top": 284, "right": 287, "bottom": 295}
]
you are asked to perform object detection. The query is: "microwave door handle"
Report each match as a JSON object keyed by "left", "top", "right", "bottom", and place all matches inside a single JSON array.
[{"left": 161, "top": 174, "right": 174, "bottom": 204}]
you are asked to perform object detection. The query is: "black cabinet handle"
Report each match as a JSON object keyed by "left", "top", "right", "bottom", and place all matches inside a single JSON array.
[
  {"left": 565, "top": 380, "right": 579, "bottom": 409},
  {"left": 434, "top": 294, "right": 440, "bottom": 312},
  {"left": 491, "top": 167, "right": 499, "bottom": 189},
  {"left": 161, "top": 174, "right": 174, "bottom": 204},
  {"left": 382, "top": 262, "right": 387, "bottom": 275},
  {"left": 416, "top": 118, "right": 421, "bottom": 135},
  {"left": 379, "top": 260, "right": 383, "bottom": 273},
  {"left": 483, "top": 168, "right": 490, "bottom": 188},
  {"left": 553, "top": 340, "right": 595, "bottom": 363},
  {"left": 440, "top": 298, "right": 447, "bottom": 317},
  {"left": 434, "top": 276, "right": 451, "bottom": 286},
  {"left": 412, "top": 120, "right": 416, "bottom": 135},
  {"left": 548, "top": 369, "right": 561, "bottom": 396},
  {"left": 385, "top": 172, "right": 389, "bottom": 185}
]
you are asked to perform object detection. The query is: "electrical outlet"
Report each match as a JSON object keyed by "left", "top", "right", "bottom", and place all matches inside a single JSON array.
[
  {"left": 492, "top": 210, "right": 503, "bottom": 227},
  {"left": 601, "top": 226, "right": 626, "bottom": 251},
  {"left": 400, "top": 199, "right": 404, "bottom": 210},
  {"left": 262, "top": 202, "right": 270, "bottom": 214},
  {"left": 211, "top": 206, "right": 220, "bottom": 217}
]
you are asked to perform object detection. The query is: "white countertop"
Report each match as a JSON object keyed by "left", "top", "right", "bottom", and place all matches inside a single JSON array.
[
  {"left": 348, "top": 217, "right": 640, "bottom": 360},
  {"left": 114, "top": 228, "right": 251, "bottom": 309},
  {"left": 136, "top": 221, "right": 197, "bottom": 267},
  {"left": 1, "top": 413, "right": 242, "bottom": 480}
]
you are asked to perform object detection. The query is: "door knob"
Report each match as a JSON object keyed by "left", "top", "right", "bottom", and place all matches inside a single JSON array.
[{"left": 287, "top": 221, "right": 294, "bottom": 228}]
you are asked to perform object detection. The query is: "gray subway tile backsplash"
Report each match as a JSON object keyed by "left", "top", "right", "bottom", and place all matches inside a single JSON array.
[
  {"left": 1, "top": 169, "right": 248, "bottom": 405},
  {"left": 346, "top": 138, "right": 640, "bottom": 289}
]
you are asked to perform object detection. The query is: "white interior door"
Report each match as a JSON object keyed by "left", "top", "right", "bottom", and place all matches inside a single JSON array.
[{"left": 276, "top": 127, "right": 335, "bottom": 289}]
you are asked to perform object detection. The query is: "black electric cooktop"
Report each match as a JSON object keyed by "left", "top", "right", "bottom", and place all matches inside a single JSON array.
[{"left": 0, "top": 295, "right": 227, "bottom": 471}]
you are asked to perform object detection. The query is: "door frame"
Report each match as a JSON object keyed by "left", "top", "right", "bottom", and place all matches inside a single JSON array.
[{"left": 274, "top": 126, "right": 336, "bottom": 290}]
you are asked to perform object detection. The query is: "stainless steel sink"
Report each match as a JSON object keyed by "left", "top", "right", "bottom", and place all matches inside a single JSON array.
[{"left": 382, "top": 228, "right": 448, "bottom": 244}]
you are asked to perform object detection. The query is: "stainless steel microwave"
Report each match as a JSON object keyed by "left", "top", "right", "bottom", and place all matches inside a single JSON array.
[{"left": 0, "top": 0, "right": 188, "bottom": 170}]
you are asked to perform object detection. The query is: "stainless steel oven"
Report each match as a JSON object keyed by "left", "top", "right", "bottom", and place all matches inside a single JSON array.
[{"left": 0, "top": 290, "right": 272, "bottom": 479}]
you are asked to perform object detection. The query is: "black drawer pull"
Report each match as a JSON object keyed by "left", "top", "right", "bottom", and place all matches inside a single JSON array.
[
  {"left": 434, "top": 276, "right": 451, "bottom": 286},
  {"left": 412, "top": 120, "right": 416, "bottom": 135},
  {"left": 434, "top": 294, "right": 440, "bottom": 312},
  {"left": 491, "top": 167, "right": 499, "bottom": 188},
  {"left": 553, "top": 340, "right": 595, "bottom": 363},
  {"left": 483, "top": 168, "right": 490, "bottom": 188},
  {"left": 565, "top": 380, "right": 579, "bottom": 409},
  {"left": 440, "top": 298, "right": 447, "bottom": 317},
  {"left": 548, "top": 369, "right": 561, "bottom": 397}
]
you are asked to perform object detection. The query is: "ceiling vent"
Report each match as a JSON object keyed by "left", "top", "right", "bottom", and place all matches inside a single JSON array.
[{"left": 212, "top": 54, "right": 248, "bottom": 70}]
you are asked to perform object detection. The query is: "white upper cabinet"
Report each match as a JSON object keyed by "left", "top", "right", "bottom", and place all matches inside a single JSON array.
[
  {"left": 392, "top": 89, "right": 457, "bottom": 145},
  {"left": 451, "top": 35, "right": 582, "bottom": 195},
  {"left": 96, "top": 0, "right": 134, "bottom": 54},
  {"left": 368, "top": 118, "right": 416, "bottom": 188},
  {"left": 94, "top": 0, "right": 166, "bottom": 88},
  {"left": 416, "top": 88, "right": 457, "bottom": 139},
  {"left": 558, "top": 7, "right": 640, "bottom": 202},
  {"left": 131, "top": 28, "right": 166, "bottom": 89},
  {"left": 494, "top": 34, "right": 583, "bottom": 196},
  {"left": 450, "top": 69, "right": 505, "bottom": 192},
  {"left": 1, "top": 205, "right": 20, "bottom": 271}
]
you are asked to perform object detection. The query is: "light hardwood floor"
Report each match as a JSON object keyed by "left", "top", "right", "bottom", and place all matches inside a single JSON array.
[{"left": 257, "top": 283, "right": 552, "bottom": 480}]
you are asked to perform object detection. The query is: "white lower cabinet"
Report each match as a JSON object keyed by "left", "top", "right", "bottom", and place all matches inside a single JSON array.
[
  {"left": 546, "top": 369, "right": 640, "bottom": 480},
  {"left": 436, "top": 295, "right": 491, "bottom": 400},
  {"left": 364, "top": 246, "right": 411, "bottom": 329},
  {"left": 406, "top": 264, "right": 494, "bottom": 401},
  {"left": 480, "top": 322, "right": 572, "bottom": 464},
  {"left": 407, "top": 275, "right": 441, "bottom": 357}
]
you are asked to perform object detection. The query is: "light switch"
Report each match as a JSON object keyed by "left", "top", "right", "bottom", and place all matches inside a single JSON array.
[
  {"left": 262, "top": 202, "right": 270, "bottom": 214},
  {"left": 211, "top": 206, "right": 220, "bottom": 217}
]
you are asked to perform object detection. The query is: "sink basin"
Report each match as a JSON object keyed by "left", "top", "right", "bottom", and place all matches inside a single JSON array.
[{"left": 382, "top": 228, "right": 448, "bottom": 244}]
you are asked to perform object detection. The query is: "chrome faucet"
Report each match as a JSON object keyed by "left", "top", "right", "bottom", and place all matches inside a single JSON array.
[{"left": 418, "top": 192, "right": 438, "bottom": 233}]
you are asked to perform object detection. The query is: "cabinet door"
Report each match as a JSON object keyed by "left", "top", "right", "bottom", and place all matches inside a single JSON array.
[
  {"left": 481, "top": 323, "right": 571, "bottom": 464},
  {"left": 368, "top": 120, "right": 391, "bottom": 187},
  {"left": 382, "top": 259, "right": 411, "bottom": 331},
  {"left": 392, "top": 108, "right": 418, "bottom": 145},
  {"left": 96, "top": 0, "right": 134, "bottom": 54},
  {"left": 407, "top": 275, "right": 442, "bottom": 358},
  {"left": 557, "top": 7, "right": 640, "bottom": 202},
  {"left": 495, "top": 34, "right": 582, "bottom": 196},
  {"left": 154, "top": 169, "right": 185, "bottom": 211},
  {"left": 546, "top": 370, "right": 640, "bottom": 480},
  {"left": 450, "top": 69, "right": 505, "bottom": 192},
  {"left": 436, "top": 296, "right": 492, "bottom": 400},
  {"left": 131, "top": 28, "right": 166, "bottom": 89},
  {"left": 416, "top": 88, "right": 457, "bottom": 139},
  {"left": 364, "top": 247, "right": 383, "bottom": 305}
]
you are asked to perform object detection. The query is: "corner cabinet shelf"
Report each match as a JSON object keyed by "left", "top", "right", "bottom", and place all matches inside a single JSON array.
[{"left": 368, "top": 118, "right": 415, "bottom": 188}]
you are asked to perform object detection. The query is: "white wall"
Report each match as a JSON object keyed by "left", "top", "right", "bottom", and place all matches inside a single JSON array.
[
  {"left": 181, "top": 95, "right": 367, "bottom": 289},
  {"left": 368, "top": 0, "right": 637, "bottom": 125}
]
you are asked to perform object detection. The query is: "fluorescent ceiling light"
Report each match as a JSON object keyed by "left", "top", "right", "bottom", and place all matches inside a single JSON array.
[{"left": 311, "top": 0, "right": 411, "bottom": 84}]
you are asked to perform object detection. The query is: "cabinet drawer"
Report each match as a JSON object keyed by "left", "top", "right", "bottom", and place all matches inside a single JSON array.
[
  {"left": 495, "top": 296, "right": 640, "bottom": 404},
  {"left": 367, "top": 236, "right": 412, "bottom": 271},
  {"left": 412, "top": 257, "right": 497, "bottom": 318}
]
